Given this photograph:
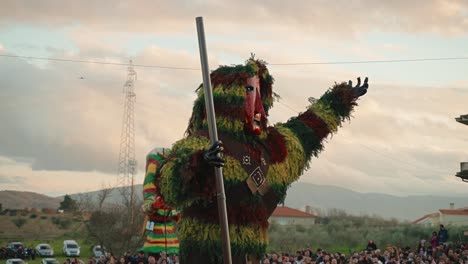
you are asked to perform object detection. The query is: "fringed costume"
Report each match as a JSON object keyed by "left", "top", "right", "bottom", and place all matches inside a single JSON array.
[
  {"left": 145, "top": 57, "right": 368, "bottom": 263},
  {"left": 141, "top": 148, "right": 181, "bottom": 255}
]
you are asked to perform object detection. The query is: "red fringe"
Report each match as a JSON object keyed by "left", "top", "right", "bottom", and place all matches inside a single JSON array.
[
  {"left": 244, "top": 143, "right": 262, "bottom": 163},
  {"left": 146, "top": 158, "right": 160, "bottom": 172},
  {"left": 186, "top": 150, "right": 217, "bottom": 200},
  {"left": 266, "top": 128, "right": 287, "bottom": 163},
  {"left": 297, "top": 111, "right": 331, "bottom": 140},
  {"left": 148, "top": 214, "right": 180, "bottom": 223}
]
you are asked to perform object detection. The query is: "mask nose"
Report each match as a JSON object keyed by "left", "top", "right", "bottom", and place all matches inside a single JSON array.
[{"left": 253, "top": 112, "right": 261, "bottom": 135}]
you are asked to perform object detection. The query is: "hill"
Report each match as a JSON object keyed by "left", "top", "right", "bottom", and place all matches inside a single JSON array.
[
  {"left": 283, "top": 182, "right": 468, "bottom": 221},
  {"left": 2, "top": 183, "right": 468, "bottom": 221},
  {"left": 0, "top": 190, "right": 60, "bottom": 209}
]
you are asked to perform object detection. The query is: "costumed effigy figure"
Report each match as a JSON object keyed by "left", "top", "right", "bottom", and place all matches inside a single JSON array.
[
  {"left": 150, "top": 56, "right": 369, "bottom": 263},
  {"left": 141, "top": 147, "right": 181, "bottom": 255}
]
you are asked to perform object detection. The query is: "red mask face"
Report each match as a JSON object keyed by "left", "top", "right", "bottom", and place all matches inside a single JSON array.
[{"left": 244, "top": 76, "right": 266, "bottom": 135}]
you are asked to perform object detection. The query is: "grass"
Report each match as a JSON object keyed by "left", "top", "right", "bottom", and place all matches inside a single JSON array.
[
  {"left": 0, "top": 212, "right": 96, "bottom": 264},
  {"left": 1, "top": 238, "right": 95, "bottom": 264}
]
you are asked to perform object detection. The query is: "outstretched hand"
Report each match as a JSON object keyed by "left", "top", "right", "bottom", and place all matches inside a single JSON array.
[
  {"left": 349, "top": 77, "right": 369, "bottom": 98},
  {"left": 204, "top": 140, "right": 225, "bottom": 168}
]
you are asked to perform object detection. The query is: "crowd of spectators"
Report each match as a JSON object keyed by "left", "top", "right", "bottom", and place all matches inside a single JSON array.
[
  {"left": 261, "top": 225, "right": 468, "bottom": 264},
  {"left": 2, "top": 224, "right": 466, "bottom": 264},
  {"left": 85, "top": 250, "right": 178, "bottom": 264}
]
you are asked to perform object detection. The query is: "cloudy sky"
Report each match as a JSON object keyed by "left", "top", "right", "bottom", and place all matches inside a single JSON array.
[{"left": 1, "top": 0, "right": 468, "bottom": 197}]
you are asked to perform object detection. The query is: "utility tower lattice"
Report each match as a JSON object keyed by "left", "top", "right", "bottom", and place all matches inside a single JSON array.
[{"left": 117, "top": 60, "right": 137, "bottom": 188}]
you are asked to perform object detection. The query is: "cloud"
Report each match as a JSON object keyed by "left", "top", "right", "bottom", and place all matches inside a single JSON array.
[
  {"left": 0, "top": 175, "right": 26, "bottom": 184},
  {"left": 294, "top": 84, "right": 468, "bottom": 196},
  {"left": 1, "top": 1, "right": 468, "bottom": 196},
  {"left": 0, "top": 156, "right": 117, "bottom": 195},
  {"left": 1, "top": 0, "right": 467, "bottom": 37},
  {"left": 1, "top": 41, "right": 467, "bottom": 196},
  {"left": 0, "top": 44, "right": 210, "bottom": 174}
]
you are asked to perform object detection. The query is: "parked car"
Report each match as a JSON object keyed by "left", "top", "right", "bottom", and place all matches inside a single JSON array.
[
  {"left": 62, "top": 240, "right": 80, "bottom": 257},
  {"left": 35, "top": 244, "right": 54, "bottom": 257},
  {"left": 91, "top": 245, "right": 107, "bottom": 258},
  {"left": 6, "top": 243, "right": 27, "bottom": 259},
  {"left": 6, "top": 258, "right": 26, "bottom": 264},
  {"left": 40, "top": 258, "right": 59, "bottom": 264},
  {"left": 7, "top": 243, "right": 24, "bottom": 252}
]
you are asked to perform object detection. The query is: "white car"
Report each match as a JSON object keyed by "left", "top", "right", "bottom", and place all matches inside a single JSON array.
[
  {"left": 35, "top": 244, "right": 54, "bottom": 257},
  {"left": 6, "top": 259, "right": 26, "bottom": 264},
  {"left": 62, "top": 240, "right": 80, "bottom": 257},
  {"left": 92, "top": 245, "right": 107, "bottom": 258},
  {"left": 41, "top": 258, "right": 59, "bottom": 264}
]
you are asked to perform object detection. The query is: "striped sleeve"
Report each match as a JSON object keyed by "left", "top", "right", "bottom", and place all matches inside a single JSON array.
[{"left": 282, "top": 82, "right": 357, "bottom": 162}]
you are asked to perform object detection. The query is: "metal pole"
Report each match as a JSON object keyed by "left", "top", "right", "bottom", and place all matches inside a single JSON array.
[{"left": 196, "top": 16, "right": 232, "bottom": 264}]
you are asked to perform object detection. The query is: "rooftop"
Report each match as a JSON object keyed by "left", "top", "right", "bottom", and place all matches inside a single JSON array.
[
  {"left": 439, "top": 209, "right": 468, "bottom": 216},
  {"left": 271, "top": 206, "right": 318, "bottom": 218},
  {"left": 412, "top": 213, "right": 439, "bottom": 224}
]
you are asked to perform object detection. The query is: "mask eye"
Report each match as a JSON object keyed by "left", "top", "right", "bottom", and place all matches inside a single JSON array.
[{"left": 245, "top": 85, "right": 254, "bottom": 92}]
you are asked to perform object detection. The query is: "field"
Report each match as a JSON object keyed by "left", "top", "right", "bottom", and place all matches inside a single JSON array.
[
  {"left": 2, "top": 209, "right": 468, "bottom": 262},
  {"left": 0, "top": 211, "right": 95, "bottom": 264}
]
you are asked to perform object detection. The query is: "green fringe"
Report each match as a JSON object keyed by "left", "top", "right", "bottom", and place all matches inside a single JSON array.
[
  {"left": 178, "top": 218, "right": 267, "bottom": 262},
  {"left": 212, "top": 63, "right": 257, "bottom": 78},
  {"left": 319, "top": 82, "right": 356, "bottom": 120},
  {"left": 309, "top": 100, "right": 340, "bottom": 133},
  {"left": 160, "top": 136, "right": 211, "bottom": 208},
  {"left": 283, "top": 118, "right": 324, "bottom": 164}
]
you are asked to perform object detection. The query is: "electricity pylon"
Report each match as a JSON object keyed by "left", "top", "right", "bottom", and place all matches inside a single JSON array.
[{"left": 117, "top": 60, "right": 137, "bottom": 207}]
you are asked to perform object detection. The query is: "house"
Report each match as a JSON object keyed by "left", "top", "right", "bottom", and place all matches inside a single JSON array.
[
  {"left": 413, "top": 204, "right": 468, "bottom": 227},
  {"left": 269, "top": 205, "right": 318, "bottom": 226}
]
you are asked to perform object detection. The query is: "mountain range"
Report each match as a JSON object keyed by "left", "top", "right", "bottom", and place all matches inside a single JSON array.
[{"left": 1, "top": 182, "right": 467, "bottom": 222}]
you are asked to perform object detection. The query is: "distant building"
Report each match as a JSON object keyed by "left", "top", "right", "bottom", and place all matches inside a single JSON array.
[
  {"left": 269, "top": 205, "right": 318, "bottom": 226},
  {"left": 455, "top": 114, "right": 468, "bottom": 182},
  {"left": 413, "top": 203, "right": 468, "bottom": 227}
]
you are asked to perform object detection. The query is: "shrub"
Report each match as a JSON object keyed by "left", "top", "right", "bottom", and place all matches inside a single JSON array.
[
  {"left": 12, "top": 218, "right": 27, "bottom": 229},
  {"left": 59, "top": 218, "right": 73, "bottom": 229},
  {"left": 30, "top": 214, "right": 38, "bottom": 219},
  {"left": 51, "top": 216, "right": 60, "bottom": 225}
]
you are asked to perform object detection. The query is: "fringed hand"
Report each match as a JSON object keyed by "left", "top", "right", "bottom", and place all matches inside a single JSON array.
[
  {"left": 203, "top": 140, "right": 225, "bottom": 168},
  {"left": 349, "top": 77, "right": 369, "bottom": 98}
]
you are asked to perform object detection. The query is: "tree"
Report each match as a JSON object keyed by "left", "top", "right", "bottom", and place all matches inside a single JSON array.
[
  {"left": 12, "top": 218, "right": 27, "bottom": 229},
  {"left": 86, "top": 201, "right": 145, "bottom": 255},
  {"left": 59, "top": 194, "right": 78, "bottom": 212}
]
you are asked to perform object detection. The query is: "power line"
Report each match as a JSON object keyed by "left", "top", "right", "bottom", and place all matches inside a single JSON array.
[
  {"left": 0, "top": 54, "right": 200, "bottom": 70},
  {"left": 269, "top": 57, "right": 468, "bottom": 66},
  {"left": 2, "top": 53, "right": 468, "bottom": 70}
]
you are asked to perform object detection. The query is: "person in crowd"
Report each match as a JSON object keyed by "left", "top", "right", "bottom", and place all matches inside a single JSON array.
[
  {"left": 147, "top": 256, "right": 156, "bottom": 264},
  {"left": 97, "top": 255, "right": 106, "bottom": 264},
  {"left": 133, "top": 251, "right": 146, "bottom": 264},
  {"left": 156, "top": 251, "right": 171, "bottom": 264},
  {"left": 438, "top": 225, "right": 449, "bottom": 245},
  {"left": 367, "top": 240, "right": 378, "bottom": 251},
  {"left": 117, "top": 256, "right": 126, "bottom": 264},
  {"left": 270, "top": 253, "right": 282, "bottom": 264}
]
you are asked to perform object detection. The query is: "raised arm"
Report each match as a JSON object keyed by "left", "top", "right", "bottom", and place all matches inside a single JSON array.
[{"left": 270, "top": 77, "right": 369, "bottom": 185}]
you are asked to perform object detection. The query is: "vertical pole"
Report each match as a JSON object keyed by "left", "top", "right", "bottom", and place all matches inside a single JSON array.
[{"left": 196, "top": 16, "right": 232, "bottom": 264}]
